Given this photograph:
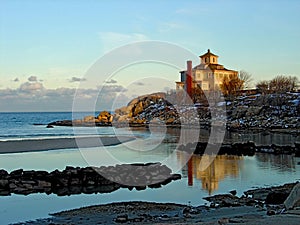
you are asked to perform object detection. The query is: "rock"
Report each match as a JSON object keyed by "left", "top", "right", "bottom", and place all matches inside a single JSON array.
[
  {"left": 46, "top": 125, "right": 54, "bottom": 128},
  {"left": 284, "top": 183, "right": 300, "bottom": 209},
  {"left": 0, "top": 169, "right": 8, "bottom": 178},
  {"left": 83, "top": 115, "right": 96, "bottom": 123},
  {"left": 133, "top": 101, "right": 144, "bottom": 116},
  {"left": 166, "top": 117, "right": 175, "bottom": 124},
  {"left": 116, "top": 115, "right": 129, "bottom": 123},
  {"left": 9, "top": 183, "right": 17, "bottom": 189},
  {"left": 0, "top": 179, "right": 8, "bottom": 188},
  {"left": 230, "top": 190, "right": 237, "bottom": 196},
  {"left": 265, "top": 191, "right": 290, "bottom": 204},
  {"left": 10, "top": 169, "right": 23, "bottom": 178},
  {"left": 115, "top": 214, "right": 128, "bottom": 223},
  {"left": 0, "top": 164, "right": 181, "bottom": 196},
  {"left": 37, "top": 180, "right": 52, "bottom": 189},
  {"left": 267, "top": 210, "right": 276, "bottom": 216}
]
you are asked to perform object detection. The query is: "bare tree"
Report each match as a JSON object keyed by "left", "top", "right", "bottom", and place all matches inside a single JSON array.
[
  {"left": 220, "top": 74, "right": 244, "bottom": 98},
  {"left": 269, "top": 75, "right": 299, "bottom": 93},
  {"left": 239, "top": 70, "right": 253, "bottom": 89},
  {"left": 288, "top": 76, "right": 299, "bottom": 91},
  {"left": 256, "top": 80, "right": 269, "bottom": 94}
]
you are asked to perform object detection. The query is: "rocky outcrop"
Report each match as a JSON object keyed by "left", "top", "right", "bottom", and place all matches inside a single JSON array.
[
  {"left": 46, "top": 92, "right": 300, "bottom": 130},
  {"left": 226, "top": 93, "right": 300, "bottom": 130},
  {"left": 48, "top": 111, "right": 114, "bottom": 127},
  {"left": 204, "top": 182, "right": 299, "bottom": 212},
  {"left": 0, "top": 163, "right": 181, "bottom": 196},
  {"left": 113, "top": 92, "right": 181, "bottom": 126},
  {"left": 113, "top": 92, "right": 299, "bottom": 129}
]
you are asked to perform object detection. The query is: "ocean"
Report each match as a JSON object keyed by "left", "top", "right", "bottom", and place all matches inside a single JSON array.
[
  {"left": 0, "top": 112, "right": 299, "bottom": 224},
  {"left": 0, "top": 112, "right": 102, "bottom": 140}
]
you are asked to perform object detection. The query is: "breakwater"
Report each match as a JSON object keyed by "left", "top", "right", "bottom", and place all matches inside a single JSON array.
[{"left": 0, "top": 163, "right": 181, "bottom": 196}]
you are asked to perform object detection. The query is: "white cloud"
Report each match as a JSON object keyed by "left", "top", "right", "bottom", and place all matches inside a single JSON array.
[
  {"left": 159, "top": 22, "right": 183, "bottom": 33},
  {"left": 99, "top": 32, "right": 148, "bottom": 51},
  {"left": 28, "top": 76, "right": 38, "bottom": 82},
  {"left": 0, "top": 82, "right": 129, "bottom": 112},
  {"left": 134, "top": 81, "right": 145, "bottom": 86},
  {"left": 19, "top": 82, "right": 44, "bottom": 92},
  {"left": 70, "top": 77, "right": 87, "bottom": 82},
  {"left": 105, "top": 79, "right": 118, "bottom": 84}
]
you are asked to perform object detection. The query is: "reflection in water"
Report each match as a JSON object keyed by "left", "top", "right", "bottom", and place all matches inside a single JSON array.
[
  {"left": 255, "top": 153, "right": 297, "bottom": 172},
  {"left": 178, "top": 152, "right": 243, "bottom": 195},
  {"left": 164, "top": 128, "right": 300, "bottom": 146}
]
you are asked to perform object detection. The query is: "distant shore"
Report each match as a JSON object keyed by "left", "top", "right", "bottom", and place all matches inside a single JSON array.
[{"left": 0, "top": 136, "right": 135, "bottom": 154}]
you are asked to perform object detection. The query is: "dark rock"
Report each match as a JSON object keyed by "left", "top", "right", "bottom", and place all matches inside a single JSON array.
[
  {"left": 230, "top": 190, "right": 237, "bottom": 196},
  {"left": 0, "top": 169, "right": 8, "bottom": 178},
  {"left": 265, "top": 191, "right": 290, "bottom": 204},
  {"left": 46, "top": 125, "right": 54, "bottom": 128},
  {"left": 267, "top": 210, "right": 276, "bottom": 216},
  {"left": 115, "top": 214, "right": 128, "bottom": 223},
  {"left": 0, "top": 179, "right": 9, "bottom": 188},
  {"left": 0, "top": 163, "right": 181, "bottom": 196},
  {"left": 10, "top": 169, "right": 23, "bottom": 177}
]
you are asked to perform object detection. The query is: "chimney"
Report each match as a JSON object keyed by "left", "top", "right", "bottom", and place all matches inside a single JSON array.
[{"left": 186, "top": 60, "right": 193, "bottom": 98}]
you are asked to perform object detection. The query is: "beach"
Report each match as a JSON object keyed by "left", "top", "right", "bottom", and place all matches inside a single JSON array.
[
  {"left": 0, "top": 136, "right": 135, "bottom": 154},
  {"left": 12, "top": 184, "right": 300, "bottom": 225}
]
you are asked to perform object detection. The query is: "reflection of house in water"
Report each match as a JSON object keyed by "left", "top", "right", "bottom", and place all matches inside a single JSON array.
[{"left": 178, "top": 153, "right": 243, "bottom": 195}]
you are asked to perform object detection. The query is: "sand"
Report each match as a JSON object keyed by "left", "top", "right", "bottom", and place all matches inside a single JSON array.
[
  {"left": 0, "top": 136, "right": 135, "bottom": 154},
  {"left": 11, "top": 201, "right": 300, "bottom": 225}
]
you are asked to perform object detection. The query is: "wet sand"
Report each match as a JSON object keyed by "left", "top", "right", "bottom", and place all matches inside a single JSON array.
[
  {"left": 12, "top": 201, "right": 300, "bottom": 225},
  {"left": 0, "top": 136, "right": 135, "bottom": 154},
  {"left": 10, "top": 182, "right": 300, "bottom": 225}
]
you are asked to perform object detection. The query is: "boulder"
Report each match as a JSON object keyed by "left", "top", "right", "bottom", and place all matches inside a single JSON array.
[
  {"left": 284, "top": 183, "right": 300, "bottom": 209},
  {"left": 83, "top": 115, "right": 96, "bottom": 122},
  {"left": 0, "top": 179, "right": 8, "bottom": 188},
  {"left": 166, "top": 117, "right": 175, "bottom": 125},
  {"left": 133, "top": 101, "right": 144, "bottom": 116},
  {"left": 265, "top": 191, "right": 289, "bottom": 204}
]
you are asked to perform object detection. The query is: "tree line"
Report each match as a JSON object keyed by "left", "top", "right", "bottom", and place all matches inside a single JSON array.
[
  {"left": 220, "top": 72, "right": 299, "bottom": 97},
  {"left": 256, "top": 75, "right": 299, "bottom": 94}
]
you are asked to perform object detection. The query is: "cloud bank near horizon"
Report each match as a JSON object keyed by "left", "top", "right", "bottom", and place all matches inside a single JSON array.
[{"left": 0, "top": 76, "right": 129, "bottom": 112}]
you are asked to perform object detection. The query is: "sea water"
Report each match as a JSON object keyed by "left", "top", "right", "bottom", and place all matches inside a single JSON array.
[{"left": 0, "top": 112, "right": 299, "bottom": 224}]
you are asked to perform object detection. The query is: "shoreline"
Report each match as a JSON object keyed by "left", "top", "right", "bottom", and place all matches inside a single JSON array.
[
  {"left": 0, "top": 136, "right": 135, "bottom": 154},
  {"left": 0, "top": 134, "right": 299, "bottom": 156},
  {"left": 12, "top": 182, "right": 300, "bottom": 225}
]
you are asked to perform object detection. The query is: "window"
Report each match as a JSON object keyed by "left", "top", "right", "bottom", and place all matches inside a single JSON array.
[{"left": 213, "top": 58, "right": 215, "bottom": 63}]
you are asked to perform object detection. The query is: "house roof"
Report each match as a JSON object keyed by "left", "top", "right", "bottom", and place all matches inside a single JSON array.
[
  {"left": 193, "top": 63, "right": 237, "bottom": 72},
  {"left": 199, "top": 49, "right": 218, "bottom": 58}
]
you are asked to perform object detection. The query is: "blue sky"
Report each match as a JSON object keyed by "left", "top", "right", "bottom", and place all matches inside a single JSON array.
[{"left": 0, "top": 0, "right": 299, "bottom": 111}]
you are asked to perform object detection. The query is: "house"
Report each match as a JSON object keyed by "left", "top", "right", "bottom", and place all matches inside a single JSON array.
[{"left": 176, "top": 49, "right": 238, "bottom": 92}]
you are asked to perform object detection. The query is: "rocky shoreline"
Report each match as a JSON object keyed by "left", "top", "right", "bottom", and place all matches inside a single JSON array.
[
  {"left": 13, "top": 182, "right": 300, "bottom": 225},
  {"left": 179, "top": 141, "right": 300, "bottom": 156},
  {"left": 0, "top": 163, "right": 181, "bottom": 196},
  {"left": 45, "top": 92, "right": 300, "bottom": 131}
]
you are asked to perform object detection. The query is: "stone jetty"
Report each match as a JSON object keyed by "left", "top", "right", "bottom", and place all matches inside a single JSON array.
[{"left": 0, "top": 163, "right": 181, "bottom": 196}]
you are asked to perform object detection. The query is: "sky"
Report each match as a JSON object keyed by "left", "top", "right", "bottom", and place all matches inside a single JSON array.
[{"left": 0, "top": 0, "right": 299, "bottom": 111}]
